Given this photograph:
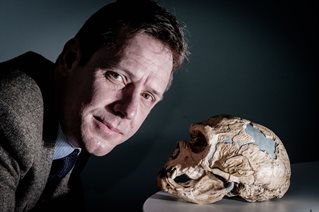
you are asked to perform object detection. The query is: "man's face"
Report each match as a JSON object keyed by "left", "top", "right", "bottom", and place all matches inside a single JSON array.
[{"left": 61, "top": 33, "right": 173, "bottom": 156}]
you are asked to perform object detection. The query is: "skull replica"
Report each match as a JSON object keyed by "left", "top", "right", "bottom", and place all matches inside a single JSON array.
[{"left": 157, "top": 115, "right": 291, "bottom": 204}]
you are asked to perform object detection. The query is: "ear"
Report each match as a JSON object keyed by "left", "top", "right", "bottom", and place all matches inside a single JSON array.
[{"left": 57, "top": 38, "right": 81, "bottom": 76}]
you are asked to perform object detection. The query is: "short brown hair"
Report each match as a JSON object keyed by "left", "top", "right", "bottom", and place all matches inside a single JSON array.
[{"left": 74, "top": 0, "right": 188, "bottom": 71}]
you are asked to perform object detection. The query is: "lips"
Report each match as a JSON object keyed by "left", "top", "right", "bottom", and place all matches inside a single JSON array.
[{"left": 93, "top": 116, "right": 123, "bottom": 135}]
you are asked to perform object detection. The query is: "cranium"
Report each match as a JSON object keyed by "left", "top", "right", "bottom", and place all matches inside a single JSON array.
[{"left": 157, "top": 115, "right": 291, "bottom": 204}]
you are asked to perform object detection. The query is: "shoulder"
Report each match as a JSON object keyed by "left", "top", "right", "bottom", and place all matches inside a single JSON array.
[
  {"left": 0, "top": 51, "right": 53, "bottom": 70},
  {"left": 0, "top": 52, "right": 46, "bottom": 125},
  {"left": 0, "top": 51, "right": 55, "bottom": 90},
  {"left": 0, "top": 52, "right": 54, "bottom": 170},
  {"left": 0, "top": 51, "right": 55, "bottom": 116},
  {"left": 0, "top": 51, "right": 55, "bottom": 83}
]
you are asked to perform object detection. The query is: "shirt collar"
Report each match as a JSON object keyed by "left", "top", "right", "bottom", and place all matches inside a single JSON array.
[{"left": 53, "top": 124, "right": 81, "bottom": 160}]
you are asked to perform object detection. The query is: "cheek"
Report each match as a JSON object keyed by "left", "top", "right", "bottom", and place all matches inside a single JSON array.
[
  {"left": 91, "top": 79, "right": 120, "bottom": 102},
  {"left": 129, "top": 110, "right": 151, "bottom": 133},
  {"left": 82, "top": 87, "right": 110, "bottom": 112}
]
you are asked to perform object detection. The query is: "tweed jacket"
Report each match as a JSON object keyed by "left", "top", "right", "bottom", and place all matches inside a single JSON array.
[{"left": 0, "top": 52, "right": 84, "bottom": 212}]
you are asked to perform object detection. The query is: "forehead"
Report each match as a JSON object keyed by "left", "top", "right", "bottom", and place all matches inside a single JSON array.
[
  {"left": 121, "top": 33, "right": 173, "bottom": 75},
  {"left": 122, "top": 33, "right": 173, "bottom": 93}
]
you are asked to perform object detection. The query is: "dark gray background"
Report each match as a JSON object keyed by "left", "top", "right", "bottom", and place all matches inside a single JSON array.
[{"left": 1, "top": 0, "right": 318, "bottom": 211}]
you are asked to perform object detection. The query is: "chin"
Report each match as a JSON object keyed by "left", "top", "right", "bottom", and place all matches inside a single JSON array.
[
  {"left": 92, "top": 148, "right": 114, "bottom": 157},
  {"left": 85, "top": 138, "right": 116, "bottom": 156},
  {"left": 80, "top": 118, "right": 112, "bottom": 156},
  {"left": 83, "top": 127, "right": 117, "bottom": 155}
]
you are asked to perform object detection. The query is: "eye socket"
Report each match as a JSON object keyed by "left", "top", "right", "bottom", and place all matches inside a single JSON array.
[
  {"left": 141, "top": 92, "right": 156, "bottom": 102},
  {"left": 104, "top": 71, "right": 126, "bottom": 84},
  {"left": 190, "top": 131, "right": 208, "bottom": 153}
]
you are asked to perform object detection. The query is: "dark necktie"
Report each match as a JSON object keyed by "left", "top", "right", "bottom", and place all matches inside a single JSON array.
[
  {"left": 35, "top": 149, "right": 80, "bottom": 210},
  {"left": 48, "top": 149, "right": 80, "bottom": 184}
]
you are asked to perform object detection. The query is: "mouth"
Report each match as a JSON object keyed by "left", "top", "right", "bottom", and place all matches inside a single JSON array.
[{"left": 93, "top": 116, "right": 123, "bottom": 135}]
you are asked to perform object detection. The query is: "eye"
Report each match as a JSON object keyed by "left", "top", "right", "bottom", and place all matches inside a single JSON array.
[
  {"left": 141, "top": 92, "right": 156, "bottom": 102},
  {"left": 104, "top": 71, "right": 126, "bottom": 84}
]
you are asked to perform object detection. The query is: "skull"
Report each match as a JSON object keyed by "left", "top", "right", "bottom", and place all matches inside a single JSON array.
[{"left": 157, "top": 115, "right": 291, "bottom": 204}]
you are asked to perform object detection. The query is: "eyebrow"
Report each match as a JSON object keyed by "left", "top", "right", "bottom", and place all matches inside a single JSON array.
[
  {"left": 151, "top": 88, "right": 164, "bottom": 101},
  {"left": 117, "top": 65, "right": 164, "bottom": 101}
]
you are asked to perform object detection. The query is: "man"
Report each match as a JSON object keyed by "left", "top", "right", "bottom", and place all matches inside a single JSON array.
[{"left": 0, "top": 0, "right": 188, "bottom": 211}]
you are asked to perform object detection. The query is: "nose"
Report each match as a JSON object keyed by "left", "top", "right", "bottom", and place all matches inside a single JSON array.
[{"left": 113, "top": 85, "right": 138, "bottom": 120}]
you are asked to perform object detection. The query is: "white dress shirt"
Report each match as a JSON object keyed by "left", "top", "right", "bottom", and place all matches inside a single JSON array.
[{"left": 53, "top": 124, "right": 81, "bottom": 160}]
